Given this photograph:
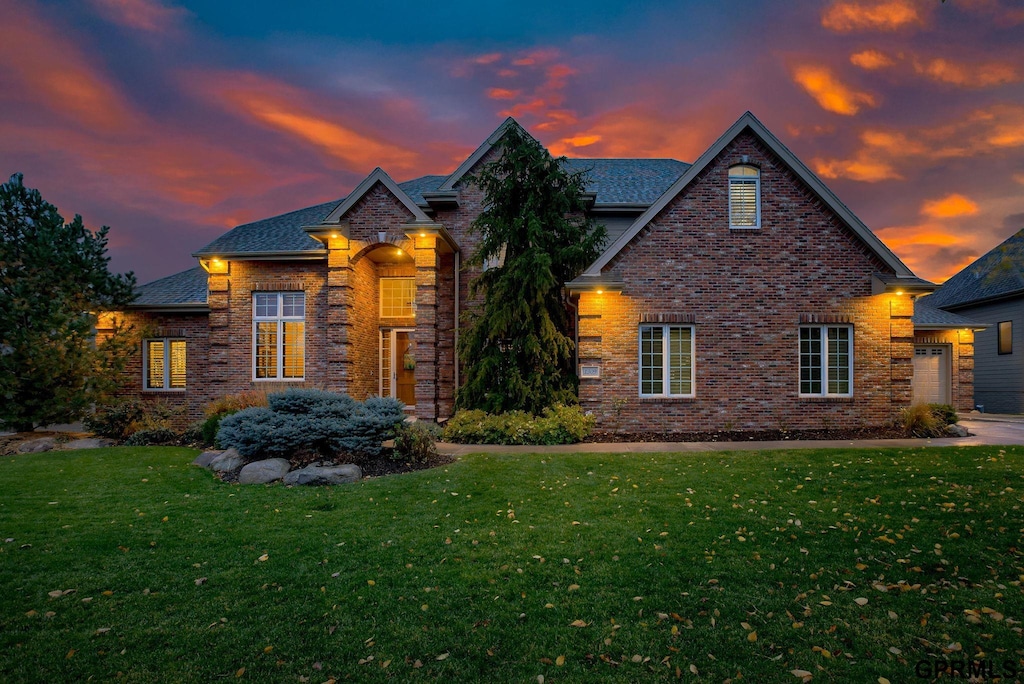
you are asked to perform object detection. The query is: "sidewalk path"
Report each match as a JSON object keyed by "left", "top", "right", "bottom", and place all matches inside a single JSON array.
[{"left": 436, "top": 416, "right": 1024, "bottom": 456}]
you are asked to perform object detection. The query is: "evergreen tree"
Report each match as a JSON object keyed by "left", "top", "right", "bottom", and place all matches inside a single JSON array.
[
  {"left": 456, "top": 125, "right": 606, "bottom": 414},
  {"left": 0, "top": 174, "right": 136, "bottom": 432}
]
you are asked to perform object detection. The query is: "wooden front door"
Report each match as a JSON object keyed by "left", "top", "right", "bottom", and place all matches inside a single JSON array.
[{"left": 381, "top": 329, "right": 416, "bottom": 408}]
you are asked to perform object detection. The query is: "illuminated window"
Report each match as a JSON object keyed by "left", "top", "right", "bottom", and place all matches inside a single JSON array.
[
  {"left": 729, "top": 164, "right": 760, "bottom": 229},
  {"left": 639, "top": 325, "right": 694, "bottom": 397},
  {"left": 253, "top": 292, "right": 305, "bottom": 380},
  {"left": 998, "top": 321, "right": 1012, "bottom": 355},
  {"left": 144, "top": 338, "right": 186, "bottom": 390},
  {"left": 380, "top": 278, "right": 415, "bottom": 318},
  {"left": 800, "top": 325, "right": 852, "bottom": 396}
]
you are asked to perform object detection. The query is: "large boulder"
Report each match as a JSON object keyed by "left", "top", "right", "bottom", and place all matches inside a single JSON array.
[
  {"left": 192, "top": 450, "right": 221, "bottom": 467},
  {"left": 283, "top": 464, "right": 361, "bottom": 486},
  {"left": 209, "top": 448, "right": 245, "bottom": 473},
  {"left": 238, "top": 458, "right": 291, "bottom": 484},
  {"left": 17, "top": 437, "right": 56, "bottom": 454},
  {"left": 946, "top": 423, "right": 969, "bottom": 437},
  {"left": 63, "top": 438, "right": 116, "bottom": 450}
]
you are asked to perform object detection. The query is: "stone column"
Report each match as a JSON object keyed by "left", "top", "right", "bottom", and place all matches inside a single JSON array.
[
  {"left": 889, "top": 295, "right": 915, "bottom": 406},
  {"left": 413, "top": 234, "right": 439, "bottom": 421},
  {"left": 326, "top": 236, "right": 354, "bottom": 393},
  {"left": 206, "top": 268, "right": 231, "bottom": 397}
]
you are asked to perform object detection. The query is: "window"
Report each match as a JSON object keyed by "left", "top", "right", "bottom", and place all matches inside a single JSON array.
[
  {"left": 998, "top": 321, "right": 1012, "bottom": 355},
  {"left": 729, "top": 164, "right": 760, "bottom": 229},
  {"left": 254, "top": 292, "right": 305, "bottom": 380},
  {"left": 800, "top": 325, "right": 852, "bottom": 396},
  {"left": 380, "top": 278, "right": 415, "bottom": 318},
  {"left": 639, "top": 325, "right": 694, "bottom": 397},
  {"left": 482, "top": 244, "right": 508, "bottom": 272},
  {"left": 144, "top": 338, "right": 186, "bottom": 390}
]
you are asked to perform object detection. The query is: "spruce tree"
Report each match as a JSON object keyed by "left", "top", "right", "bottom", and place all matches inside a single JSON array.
[
  {"left": 456, "top": 125, "right": 606, "bottom": 414},
  {"left": 0, "top": 174, "right": 136, "bottom": 432}
]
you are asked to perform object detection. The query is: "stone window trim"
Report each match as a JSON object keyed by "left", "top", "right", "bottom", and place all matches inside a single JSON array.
[
  {"left": 252, "top": 292, "right": 305, "bottom": 382},
  {"left": 143, "top": 338, "right": 186, "bottom": 391}
]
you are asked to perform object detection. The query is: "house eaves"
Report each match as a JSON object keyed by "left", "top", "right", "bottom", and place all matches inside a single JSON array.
[{"left": 322, "top": 167, "right": 432, "bottom": 224}]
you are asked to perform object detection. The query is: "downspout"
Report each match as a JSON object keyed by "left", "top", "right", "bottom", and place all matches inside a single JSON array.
[
  {"left": 453, "top": 250, "right": 460, "bottom": 395},
  {"left": 566, "top": 291, "right": 579, "bottom": 376}
]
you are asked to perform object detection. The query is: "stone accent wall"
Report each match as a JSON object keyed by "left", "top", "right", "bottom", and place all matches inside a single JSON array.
[{"left": 912, "top": 328, "right": 975, "bottom": 412}]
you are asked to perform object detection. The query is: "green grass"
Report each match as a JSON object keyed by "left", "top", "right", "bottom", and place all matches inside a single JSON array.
[{"left": 1, "top": 446, "right": 1022, "bottom": 682}]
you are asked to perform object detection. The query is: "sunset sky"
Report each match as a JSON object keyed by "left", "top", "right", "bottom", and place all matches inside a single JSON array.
[{"left": 2, "top": 0, "right": 1023, "bottom": 284}]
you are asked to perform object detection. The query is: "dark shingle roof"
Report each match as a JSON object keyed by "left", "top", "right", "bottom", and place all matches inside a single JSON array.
[
  {"left": 132, "top": 266, "right": 208, "bottom": 307},
  {"left": 912, "top": 301, "right": 987, "bottom": 329},
  {"left": 926, "top": 229, "right": 1024, "bottom": 309},
  {"left": 193, "top": 199, "right": 340, "bottom": 257},
  {"left": 566, "top": 158, "right": 690, "bottom": 205}
]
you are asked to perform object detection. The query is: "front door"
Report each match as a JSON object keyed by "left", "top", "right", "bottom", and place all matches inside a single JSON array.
[
  {"left": 912, "top": 345, "right": 951, "bottom": 404},
  {"left": 381, "top": 329, "right": 416, "bottom": 408}
]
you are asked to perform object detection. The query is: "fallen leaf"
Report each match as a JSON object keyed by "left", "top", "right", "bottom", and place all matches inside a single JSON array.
[
  {"left": 95, "top": 627, "right": 111, "bottom": 635},
  {"left": 570, "top": 619, "right": 588, "bottom": 628},
  {"left": 879, "top": 678, "right": 891, "bottom": 684},
  {"left": 556, "top": 655, "right": 565, "bottom": 666},
  {"left": 854, "top": 598, "right": 869, "bottom": 606},
  {"left": 413, "top": 659, "right": 423, "bottom": 668},
  {"left": 568, "top": 584, "right": 580, "bottom": 591},
  {"left": 436, "top": 652, "right": 449, "bottom": 661},
  {"left": 235, "top": 667, "right": 245, "bottom": 677},
  {"left": 747, "top": 631, "right": 758, "bottom": 642},
  {"left": 257, "top": 554, "right": 269, "bottom": 562},
  {"left": 195, "top": 577, "right": 207, "bottom": 586}
]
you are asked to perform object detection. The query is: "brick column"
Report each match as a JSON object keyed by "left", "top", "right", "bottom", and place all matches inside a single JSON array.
[
  {"left": 206, "top": 269, "right": 231, "bottom": 397},
  {"left": 956, "top": 329, "right": 975, "bottom": 412},
  {"left": 889, "top": 295, "right": 915, "bottom": 406},
  {"left": 326, "top": 237, "right": 354, "bottom": 393},
  {"left": 413, "top": 234, "right": 439, "bottom": 420}
]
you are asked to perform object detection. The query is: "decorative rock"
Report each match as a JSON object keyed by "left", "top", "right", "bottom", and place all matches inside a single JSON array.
[
  {"left": 192, "top": 450, "right": 221, "bottom": 467},
  {"left": 209, "top": 448, "right": 245, "bottom": 473},
  {"left": 16, "top": 437, "right": 56, "bottom": 454},
  {"left": 238, "top": 458, "right": 291, "bottom": 484},
  {"left": 63, "top": 438, "right": 116, "bottom": 450},
  {"left": 283, "top": 464, "right": 361, "bottom": 486},
  {"left": 946, "top": 423, "right": 969, "bottom": 437}
]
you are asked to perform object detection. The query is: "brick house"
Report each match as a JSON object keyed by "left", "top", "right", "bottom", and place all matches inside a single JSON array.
[{"left": 107, "top": 112, "right": 977, "bottom": 432}]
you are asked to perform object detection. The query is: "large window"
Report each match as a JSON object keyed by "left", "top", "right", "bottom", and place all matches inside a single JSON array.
[
  {"left": 729, "top": 164, "right": 760, "bottom": 229},
  {"left": 998, "top": 321, "right": 1012, "bottom": 355},
  {"left": 144, "top": 338, "right": 186, "bottom": 390},
  {"left": 800, "top": 325, "right": 852, "bottom": 396},
  {"left": 380, "top": 277, "right": 415, "bottom": 318},
  {"left": 639, "top": 325, "right": 694, "bottom": 397},
  {"left": 254, "top": 292, "right": 305, "bottom": 380}
]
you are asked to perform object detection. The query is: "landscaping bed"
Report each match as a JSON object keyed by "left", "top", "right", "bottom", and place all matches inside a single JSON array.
[{"left": 589, "top": 424, "right": 930, "bottom": 443}]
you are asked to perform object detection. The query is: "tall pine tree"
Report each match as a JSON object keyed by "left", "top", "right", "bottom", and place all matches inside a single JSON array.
[
  {"left": 456, "top": 125, "right": 606, "bottom": 414},
  {"left": 0, "top": 174, "right": 136, "bottom": 432}
]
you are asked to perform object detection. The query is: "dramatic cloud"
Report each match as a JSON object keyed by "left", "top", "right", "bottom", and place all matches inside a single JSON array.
[
  {"left": 88, "top": 0, "right": 190, "bottom": 33},
  {"left": 913, "top": 57, "right": 1020, "bottom": 88},
  {"left": 850, "top": 49, "right": 896, "bottom": 70},
  {"left": 922, "top": 194, "right": 980, "bottom": 219},
  {"left": 821, "top": 0, "right": 928, "bottom": 33},
  {"left": 875, "top": 223, "right": 979, "bottom": 282},
  {"left": 791, "top": 65, "right": 878, "bottom": 115}
]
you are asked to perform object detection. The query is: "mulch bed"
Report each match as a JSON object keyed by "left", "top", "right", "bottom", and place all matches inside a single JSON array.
[{"left": 587, "top": 425, "right": 927, "bottom": 443}]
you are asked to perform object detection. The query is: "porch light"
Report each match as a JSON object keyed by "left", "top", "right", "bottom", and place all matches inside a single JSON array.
[
  {"left": 396, "top": 248, "right": 403, "bottom": 256},
  {"left": 596, "top": 290, "right": 604, "bottom": 294},
  {"left": 203, "top": 257, "right": 228, "bottom": 274},
  {"left": 896, "top": 289, "right": 904, "bottom": 295},
  {"left": 331, "top": 232, "right": 339, "bottom": 239}
]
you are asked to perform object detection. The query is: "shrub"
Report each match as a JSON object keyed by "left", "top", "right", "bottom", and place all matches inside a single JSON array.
[
  {"left": 203, "top": 390, "right": 269, "bottom": 418},
  {"left": 900, "top": 403, "right": 942, "bottom": 438},
  {"left": 392, "top": 422, "right": 440, "bottom": 463},
  {"left": 180, "top": 420, "right": 205, "bottom": 447},
  {"left": 123, "top": 427, "right": 179, "bottom": 446},
  {"left": 928, "top": 403, "right": 958, "bottom": 426},
  {"left": 84, "top": 399, "right": 146, "bottom": 439},
  {"left": 201, "top": 411, "right": 236, "bottom": 447},
  {"left": 216, "top": 390, "right": 405, "bottom": 460},
  {"left": 442, "top": 405, "right": 594, "bottom": 445}
]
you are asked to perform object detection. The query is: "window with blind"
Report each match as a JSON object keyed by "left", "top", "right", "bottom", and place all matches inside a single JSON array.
[
  {"left": 144, "top": 338, "right": 186, "bottom": 390},
  {"left": 380, "top": 278, "right": 415, "bottom": 318},
  {"left": 799, "top": 325, "right": 852, "bottom": 396},
  {"left": 639, "top": 325, "right": 694, "bottom": 397},
  {"left": 729, "top": 164, "right": 760, "bottom": 229},
  {"left": 253, "top": 292, "right": 305, "bottom": 380}
]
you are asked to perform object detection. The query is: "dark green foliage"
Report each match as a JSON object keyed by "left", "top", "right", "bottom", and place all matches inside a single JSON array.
[
  {"left": 443, "top": 404, "right": 595, "bottom": 445},
  {"left": 391, "top": 422, "right": 440, "bottom": 463},
  {"left": 216, "top": 390, "right": 405, "bottom": 459},
  {"left": 200, "top": 411, "right": 235, "bottom": 447},
  {"left": 123, "top": 427, "right": 179, "bottom": 446},
  {"left": 83, "top": 398, "right": 146, "bottom": 440},
  {"left": 455, "top": 125, "right": 605, "bottom": 414},
  {"left": 0, "top": 173, "right": 136, "bottom": 431},
  {"left": 179, "top": 420, "right": 205, "bottom": 447},
  {"left": 928, "top": 403, "right": 959, "bottom": 426}
]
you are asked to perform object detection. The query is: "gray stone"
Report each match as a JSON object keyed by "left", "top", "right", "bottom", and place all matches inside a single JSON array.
[
  {"left": 283, "top": 464, "right": 361, "bottom": 486},
  {"left": 238, "top": 458, "right": 291, "bottom": 484},
  {"left": 17, "top": 437, "right": 56, "bottom": 454},
  {"left": 192, "top": 450, "right": 221, "bottom": 467},
  {"left": 209, "top": 448, "right": 245, "bottom": 473},
  {"left": 63, "top": 438, "right": 116, "bottom": 450},
  {"left": 946, "top": 423, "right": 969, "bottom": 437}
]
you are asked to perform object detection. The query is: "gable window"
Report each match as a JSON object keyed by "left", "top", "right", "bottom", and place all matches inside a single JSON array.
[
  {"left": 998, "top": 321, "right": 1012, "bottom": 355},
  {"left": 639, "top": 325, "right": 694, "bottom": 397},
  {"left": 729, "top": 164, "right": 760, "bottom": 229},
  {"left": 380, "top": 278, "right": 415, "bottom": 318},
  {"left": 254, "top": 292, "right": 305, "bottom": 380},
  {"left": 800, "top": 325, "right": 852, "bottom": 396},
  {"left": 144, "top": 338, "right": 186, "bottom": 390}
]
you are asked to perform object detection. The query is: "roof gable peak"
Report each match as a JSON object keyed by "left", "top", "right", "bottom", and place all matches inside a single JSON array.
[
  {"left": 323, "top": 167, "right": 430, "bottom": 224},
  {"left": 437, "top": 117, "right": 539, "bottom": 192}
]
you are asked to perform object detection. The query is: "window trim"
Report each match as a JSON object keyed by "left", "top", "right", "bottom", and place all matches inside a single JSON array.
[
  {"left": 252, "top": 292, "right": 306, "bottom": 382},
  {"left": 728, "top": 164, "right": 761, "bottom": 230},
  {"left": 998, "top": 321, "right": 1012, "bottom": 355},
  {"left": 143, "top": 338, "right": 186, "bottom": 391},
  {"left": 379, "top": 277, "right": 416, "bottom": 318},
  {"left": 638, "top": 324, "right": 695, "bottom": 398},
  {"left": 799, "top": 324, "right": 853, "bottom": 398}
]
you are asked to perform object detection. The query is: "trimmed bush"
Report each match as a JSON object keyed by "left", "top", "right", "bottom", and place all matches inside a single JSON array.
[
  {"left": 392, "top": 422, "right": 440, "bottom": 463},
  {"left": 442, "top": 405, "right": 594, "bottom": 445},
  {"left": 216, "top": 390, "right": 405, "bottom": 460},
  {"left": 928, "top": 403, "right": 958, "bottom": 426},
  {"left": 84, "top": 399, "right": 146, "bottom": 439},
  {"left": 123, "top": 427, "right": 179, "bottom": 446},
  {"left": 203, "top": 390, "right": 269, "bottom": 417}
]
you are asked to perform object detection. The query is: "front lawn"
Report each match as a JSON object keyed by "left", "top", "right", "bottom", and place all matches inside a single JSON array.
[{"left": 1, "top": 446, "right": 1022, "bottom": 682}]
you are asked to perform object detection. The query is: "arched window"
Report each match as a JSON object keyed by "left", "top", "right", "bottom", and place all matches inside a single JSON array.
[{"left": 729, "top": 164, "right": 760, "bottom": 229}]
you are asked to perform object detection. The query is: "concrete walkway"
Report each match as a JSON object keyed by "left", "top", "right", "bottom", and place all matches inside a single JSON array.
[{"left": 436, "top": 414, "right": 1024, "bottom": 456}]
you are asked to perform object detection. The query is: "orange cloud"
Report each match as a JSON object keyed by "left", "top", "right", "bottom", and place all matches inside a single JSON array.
[
  {"left": 472, "top": 53, "right": 503, "bottom": 65},
  {"left": 792, "top": 65, "right": 878, "bottom": 115},
  {"left": 875, "top": 223, "right": 979, "bottom": 282},
  {"left": 850, "top": 49, "right": 895, "bottom": 70},
  {"left": 558, "top": 134, "right": 602, "bottom": 149},
  {"left": 88, "top": 0, "right": 189, "bottom": 33},
  {"left": 545, "top": 106, "right": 720, "bottom": 160},
  {"left": 813, "top": 155, "right": 901, "bottom": 182},
  {"left": 821, "top": 0, "right": 927, "bottom": 33},
  {"left": 487, "top": 88, "right": 520, "bottom": 100},
  {"left": 921, "top": 194, "right": 979, "bottom": 219},
  {"left": 914, "top": 57, "right": 1020, "bottom": 88}
]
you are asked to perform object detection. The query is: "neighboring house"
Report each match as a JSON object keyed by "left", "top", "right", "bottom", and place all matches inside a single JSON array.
[
  {"left": 106, "top": 112, "right": 976, "bottom": 432},
  {"left": 922, "top": 229, "right": 1024, "bottom": 413}
]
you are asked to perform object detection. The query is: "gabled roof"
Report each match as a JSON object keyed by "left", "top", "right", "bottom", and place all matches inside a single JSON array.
[
  {"left": 435, "top": 117, "right": 524, "bottom": 192},
  {"left": 322, "top": 167, "right": 432, "bottom": 224},
  {"left": 924, "top": 229, "right": 1024, "bottom": 310},
  {"left": 912, "top": 300, "right": 988, "bottom": 330},
  {"left": 564, "top": 158, "right": 689, "bottom": 206},
  {"left": 131, "top": 266, "right": 208, "bottom": 309},
  {"left": 581, "top": 111, "right": 914, "bottom": 277},
  {"left": 193, "top": 200, "right": 337, "bottom": 257}
]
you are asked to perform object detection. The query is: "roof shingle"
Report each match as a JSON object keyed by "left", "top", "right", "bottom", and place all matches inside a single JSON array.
[
  {"left": 133, "top": 266, "right": 208, "bottom": 307},
  {"left": 925, "top": 229, "right": 1024, "bottom": 309}
]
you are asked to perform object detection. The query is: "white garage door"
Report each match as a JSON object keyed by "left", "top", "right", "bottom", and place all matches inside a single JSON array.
[{"left": 912, "top": 346, "right": 950, "bottom": 404}]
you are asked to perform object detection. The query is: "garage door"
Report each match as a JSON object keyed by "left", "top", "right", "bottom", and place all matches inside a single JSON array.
[{"left": 912, "top": 346, "right": 950, "bottom": 405}]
